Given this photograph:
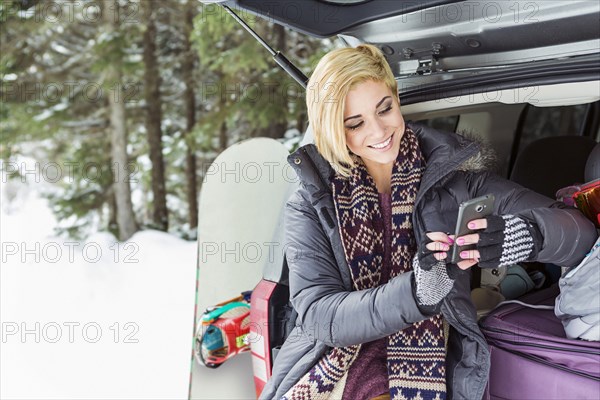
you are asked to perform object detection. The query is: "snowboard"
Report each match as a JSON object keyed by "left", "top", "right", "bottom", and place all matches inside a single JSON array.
[{"left": 188, "top": 137, "right": 297, "bottom": 399}]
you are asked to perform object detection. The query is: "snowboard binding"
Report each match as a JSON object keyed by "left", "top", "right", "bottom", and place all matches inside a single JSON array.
[{"left": 194, "top": 291, "right": 252, "bottom": 368}]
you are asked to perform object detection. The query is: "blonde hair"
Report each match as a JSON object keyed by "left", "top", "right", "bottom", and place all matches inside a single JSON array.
[{"left": 306, "top": 44, "right": 398, "bottom": 177}]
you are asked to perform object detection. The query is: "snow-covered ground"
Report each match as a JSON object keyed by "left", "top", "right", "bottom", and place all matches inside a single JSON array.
[{"left": 1, "top": 160, "right": 198, "bottom": 399}]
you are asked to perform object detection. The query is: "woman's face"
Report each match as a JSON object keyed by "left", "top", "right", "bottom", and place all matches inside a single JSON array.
[{"left": 343, "top": 79, "right": 405, "bottom": 168}]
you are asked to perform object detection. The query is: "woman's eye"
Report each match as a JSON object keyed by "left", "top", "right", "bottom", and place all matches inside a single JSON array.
[
  {"left": 378, "top": 106, "right": 392, "bottom": 115},
  {"left": 347, "top": 122, "right": 363, "bottom": 131}
]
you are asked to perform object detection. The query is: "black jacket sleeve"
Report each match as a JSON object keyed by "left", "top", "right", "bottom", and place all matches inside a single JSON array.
[{"left": 471, "top": 171, "right": 598, "bottom": 268}]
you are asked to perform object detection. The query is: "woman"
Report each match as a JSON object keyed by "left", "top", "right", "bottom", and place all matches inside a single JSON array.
[{"left": 259, "top": 44, "right": 597, "bottom": 400}]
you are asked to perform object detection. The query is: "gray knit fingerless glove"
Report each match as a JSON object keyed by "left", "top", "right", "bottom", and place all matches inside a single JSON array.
[
  {"left": 477, "top": 214, "right": 543, "bottom": 268},
  {"left": 412, "top": 254, "right": 455, "bottom": 315}
]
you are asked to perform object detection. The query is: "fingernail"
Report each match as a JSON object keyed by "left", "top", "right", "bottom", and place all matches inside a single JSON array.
[
  {"left": 457, "top": 238, "right": 465, "bottom": 245},
  {"left": 460, "top": 251, "right": 468, "bottom": 258},
  {"left": 448, "top": 237, "right": 454, "bottom": 244},
  {"left": 468, "top": 222, "right": 476, "bottom": 229}
]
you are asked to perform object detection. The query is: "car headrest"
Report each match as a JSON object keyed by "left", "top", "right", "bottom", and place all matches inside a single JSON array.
[
  {"left": 510, "top": 136, "right": 598, "bottom": 199},
  {"left": 585, "top": 142, "right": 600, "bottom": 183}
]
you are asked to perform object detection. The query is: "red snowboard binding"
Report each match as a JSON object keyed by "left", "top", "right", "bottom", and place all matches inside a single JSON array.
[{"left": 194, "top": 291, "right": 252, "bottom": 368}]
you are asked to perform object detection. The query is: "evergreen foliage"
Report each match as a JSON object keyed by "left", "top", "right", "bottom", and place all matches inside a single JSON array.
[{"left": 1, "top": 0, "right": 334, "bottom": 240}]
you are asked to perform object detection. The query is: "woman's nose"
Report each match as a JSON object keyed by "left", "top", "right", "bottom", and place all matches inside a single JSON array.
[{"left": 371, "top": 119, "right": 387, "bottom": 138}]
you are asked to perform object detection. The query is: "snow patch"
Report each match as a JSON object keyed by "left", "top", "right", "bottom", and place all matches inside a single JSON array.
[{"left": 1, "top": 166, "right": 198, "bottom": 399}]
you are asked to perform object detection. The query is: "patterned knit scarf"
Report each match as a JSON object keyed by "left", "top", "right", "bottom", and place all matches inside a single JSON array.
[{"left": 282, "top": 127, "right": 446, "bottom": 400}]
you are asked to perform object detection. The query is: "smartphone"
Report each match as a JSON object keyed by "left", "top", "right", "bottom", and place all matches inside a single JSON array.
[{"left": 450, "top": 194, "right": 495, "bottom": 264}]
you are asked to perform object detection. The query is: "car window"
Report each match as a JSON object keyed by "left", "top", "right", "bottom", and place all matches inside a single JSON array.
[
  {"left": 507, "top": 104, "right": 592, "bottom": 176},
  {"left": 416, "top": 115, "right": 459, "bottom": 133},
  {"left": 517, "top": 104, "right": 589, "bottom": 152}
]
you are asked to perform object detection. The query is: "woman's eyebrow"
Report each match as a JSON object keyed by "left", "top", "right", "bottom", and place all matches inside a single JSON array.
[
  {"left": 376, "top": 96, "right": 392, "bottom": 107},
  {"left": 344, "top": 114, "right": 361, "bottom": 122},
  {"left": 344, "top": 96, "right": 392, "bottom": 122}
]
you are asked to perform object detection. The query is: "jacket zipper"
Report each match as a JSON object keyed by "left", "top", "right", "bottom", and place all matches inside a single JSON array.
[
  {"left": 444, "top": 302, "right": 490, "bottom": 399},
  {"left": 444, "top": 302, "right": 490, "bottom": 368},
  {"left": 412, "top": 140, "right": 480, "bottom": 242},
  {"left": 300, "top": 147, "right": 332, "bottom": 194}
]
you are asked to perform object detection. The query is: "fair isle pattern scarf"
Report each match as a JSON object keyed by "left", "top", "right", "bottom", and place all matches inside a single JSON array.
[{"left": 282, "top": 127, "right": 446, "bottom": 400}]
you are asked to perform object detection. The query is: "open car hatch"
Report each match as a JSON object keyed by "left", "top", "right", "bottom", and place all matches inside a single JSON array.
[{"left": 203, "top": 1, "right": 599, "bottom": 81}]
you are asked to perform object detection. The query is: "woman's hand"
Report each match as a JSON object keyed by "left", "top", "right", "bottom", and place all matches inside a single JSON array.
[
  {"left": 455, "top": 215, "right": 543, "bottom": 268},
  {"left": 412, "top": 231, "right": 472, "bottom": 315},
  {"left": 423, "top": 232, "right": 478, "bottom": 270}
]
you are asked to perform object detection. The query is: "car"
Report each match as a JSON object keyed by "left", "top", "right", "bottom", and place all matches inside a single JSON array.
[{"left": 194, "top": 1, "right": 600, "bottom": 398}]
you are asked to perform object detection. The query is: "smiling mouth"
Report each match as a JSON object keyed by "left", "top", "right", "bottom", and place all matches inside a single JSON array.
[{"left": 368, "top": 133, "right": 393, "bottom": 149}]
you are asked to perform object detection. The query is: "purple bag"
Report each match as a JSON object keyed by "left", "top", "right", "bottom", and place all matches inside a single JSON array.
[{"left": 480, "top": 286, "right": 600, "bottom": 399}]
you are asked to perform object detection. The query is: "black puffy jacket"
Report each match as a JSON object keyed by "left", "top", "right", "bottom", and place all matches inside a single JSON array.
[{"left": 259, "top": 122, "right": 598, "bottom": 399}]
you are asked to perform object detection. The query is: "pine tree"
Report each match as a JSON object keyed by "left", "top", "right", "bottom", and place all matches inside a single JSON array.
[
  {"left": 1, "top": 0, "right": 121, "bottom": 238},
  {"left": 190, "top": 3, "right": 333, "bottom": 148},
  {"left": 141, "top": 0, "right": 168, "bottom": 231},
  {"left": 101, "top": 0, "right": 138, "bottom": 240},
  {"left": 1, "top": 0, "right": 334, "bottom": 240},
  {"left": 182, "top": 0, "right": 199, "bottom": 230}
]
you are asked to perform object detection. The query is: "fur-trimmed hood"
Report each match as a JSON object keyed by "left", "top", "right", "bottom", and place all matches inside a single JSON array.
[
  {"left": 409, "top": 121, "right": 495, "bottom": 175},
  {"left": 455, "top": 129, "right": 498, "bottom": 173}
]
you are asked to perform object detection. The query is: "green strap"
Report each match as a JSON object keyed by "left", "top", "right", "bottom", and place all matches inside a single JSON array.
[{"left": 201, "top": 302, "right": 250, "bottom": 323}]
